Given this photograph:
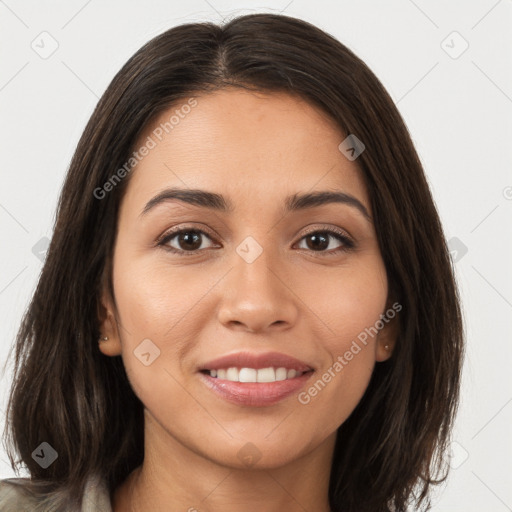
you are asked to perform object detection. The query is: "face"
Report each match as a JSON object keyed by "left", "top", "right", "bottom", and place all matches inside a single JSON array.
[{"left": 99, "top": 88, "right": 396, "bottom": 469}]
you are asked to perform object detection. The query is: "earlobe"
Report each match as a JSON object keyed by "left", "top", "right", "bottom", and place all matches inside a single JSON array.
[
  {"left": 97, "top": 295, "right": 122, "bottom": 357},
  {"left": 98, "top": 332, "right": 122, "bottom": 356},
  {"left": 375, "top": 306, "right": 399, "bottom": 362},
  {"left": 98, "top": 314, "right": 123, "bottom": 356},
  {"left": 375, "top": 339, "right": 394, "bottom": 362}
]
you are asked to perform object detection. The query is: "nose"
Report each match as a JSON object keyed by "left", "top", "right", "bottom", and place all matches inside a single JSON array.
[{"left": 217, "top": 248, "right": 299, "bottom": 334}]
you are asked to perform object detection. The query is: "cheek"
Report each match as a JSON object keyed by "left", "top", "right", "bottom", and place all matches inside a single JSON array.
[
  {"left": 306, "top": 254, "right": 387, "bottom": 352},
  {"left": 112, "top": 254, "right": 202, "bottom": 338},
  {"left": 297, "top": 258, "right": 386, "bottom": 423},
  {"left": 110, "top": 253, "right": 199, "bottom": 383},
  {"left": 111, "top": 256, "right": 203, "bottom": 412}
]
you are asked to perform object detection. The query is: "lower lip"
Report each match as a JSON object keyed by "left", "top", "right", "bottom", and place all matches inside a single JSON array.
[{"left": 198, "top": 371, "right": 314, "bottom": 407}]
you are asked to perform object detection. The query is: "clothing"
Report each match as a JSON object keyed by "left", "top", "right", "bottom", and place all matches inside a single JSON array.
[{"left": 0, "top": 473, "right": 112, "bottom": 511}]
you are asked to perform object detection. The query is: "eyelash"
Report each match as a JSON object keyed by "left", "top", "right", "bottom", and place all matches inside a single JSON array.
[{"left": 156, "top": 225, "right": 355, "bottom": 257}]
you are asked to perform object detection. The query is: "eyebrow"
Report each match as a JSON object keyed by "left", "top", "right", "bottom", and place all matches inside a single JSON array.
[{"left": 140, "top": 187, "right": 371, "bottom": 221}]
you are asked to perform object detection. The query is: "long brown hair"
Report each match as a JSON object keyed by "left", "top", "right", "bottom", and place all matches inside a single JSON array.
[{"left": 2, "top": 13, "right": 464, "bottom": 511}]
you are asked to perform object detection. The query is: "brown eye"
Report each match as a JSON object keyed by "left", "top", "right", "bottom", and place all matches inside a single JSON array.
[
  {"left": 303, "top": 232, "right": 330, "bottom": 251},
  {"left": 296, "top": 230, "right": 354, "bottom": 254},
  {"left": 158, "top": 227, "right": 354, "bottom": 256},
  {"left": 160, "top": 229, "right": 215, "bottom": 253}
]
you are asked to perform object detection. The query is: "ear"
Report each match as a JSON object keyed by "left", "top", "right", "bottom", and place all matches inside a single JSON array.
[
  {"left": 97, "top": 287, "right": 123, "bottom": 357},
  {"left": 374, "top": 301, "right": 400, "bottom": 362}
]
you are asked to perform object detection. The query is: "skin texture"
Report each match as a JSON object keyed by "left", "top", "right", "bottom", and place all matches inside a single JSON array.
[{"left": 98, "top": 88, "right": 397, "bottom": 512}]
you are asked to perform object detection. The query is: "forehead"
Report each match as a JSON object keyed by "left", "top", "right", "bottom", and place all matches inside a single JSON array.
[{"left": 124, "top": 88, "right": 370, "bottom": 213}]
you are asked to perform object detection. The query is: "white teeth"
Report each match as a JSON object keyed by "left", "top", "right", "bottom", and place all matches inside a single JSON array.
[
  {"left": 239, "top": 368, "right": 257, "bottom": 383},
  {"left": 207, "top": 366, "right": 305, "bottom": 382},
  {"left": 287, "top": 369, "right": 297, "bottom": 379},
  {"left": 275, "top": 367, "right": 287, "bottom": 381},
  {"left": 257, "top": 367, "right": 275, "bottom": 383},
  {"left": 226, "top": 367, "right": 238, "bottom": 381}
]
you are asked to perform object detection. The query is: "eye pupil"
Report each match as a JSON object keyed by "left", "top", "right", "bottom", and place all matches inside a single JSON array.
[
  {"left": 306, "top": 233, "right": 329, "bottom": 251},
  {"left": 179, "top": 231, "right": 202, "bottom": 250}
]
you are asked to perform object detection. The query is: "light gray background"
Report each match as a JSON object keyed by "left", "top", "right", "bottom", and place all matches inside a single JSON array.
[{"left": 1, "top": 1, "right": 511, "bottom": 510}]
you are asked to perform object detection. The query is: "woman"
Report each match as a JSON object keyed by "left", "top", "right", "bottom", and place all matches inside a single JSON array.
[{"left": 0, "top": 12, "right": 464, "bottom": 512}]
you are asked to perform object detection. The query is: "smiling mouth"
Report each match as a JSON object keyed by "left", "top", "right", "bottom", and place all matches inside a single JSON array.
[{"left": 200, "top": 367, "right": 314, "bottom": 383}]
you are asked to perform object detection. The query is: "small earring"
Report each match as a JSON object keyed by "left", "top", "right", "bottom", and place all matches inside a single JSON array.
[
  {"left": 99, "top": 336, "right": 109, "bottom": 342},
  {"left": 384, "top": 344, "right": 390, "bottom": 351}
]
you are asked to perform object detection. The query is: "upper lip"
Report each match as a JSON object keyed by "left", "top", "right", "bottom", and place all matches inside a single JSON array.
[{"left": 198, "top": 351, "right": 314, "bottom": 372}]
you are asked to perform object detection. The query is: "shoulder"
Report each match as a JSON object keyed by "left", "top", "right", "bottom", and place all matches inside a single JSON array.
[
  {"left": 0, "top": 474, "right": 112, "bottom": 511},
  {"left": 0, "top": 477, "right": 38, "bottom": 510}
]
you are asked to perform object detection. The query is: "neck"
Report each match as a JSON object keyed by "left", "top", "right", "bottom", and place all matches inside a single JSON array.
[{"left": 113, "top": 411, "right": 335, "bottom": 512}]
